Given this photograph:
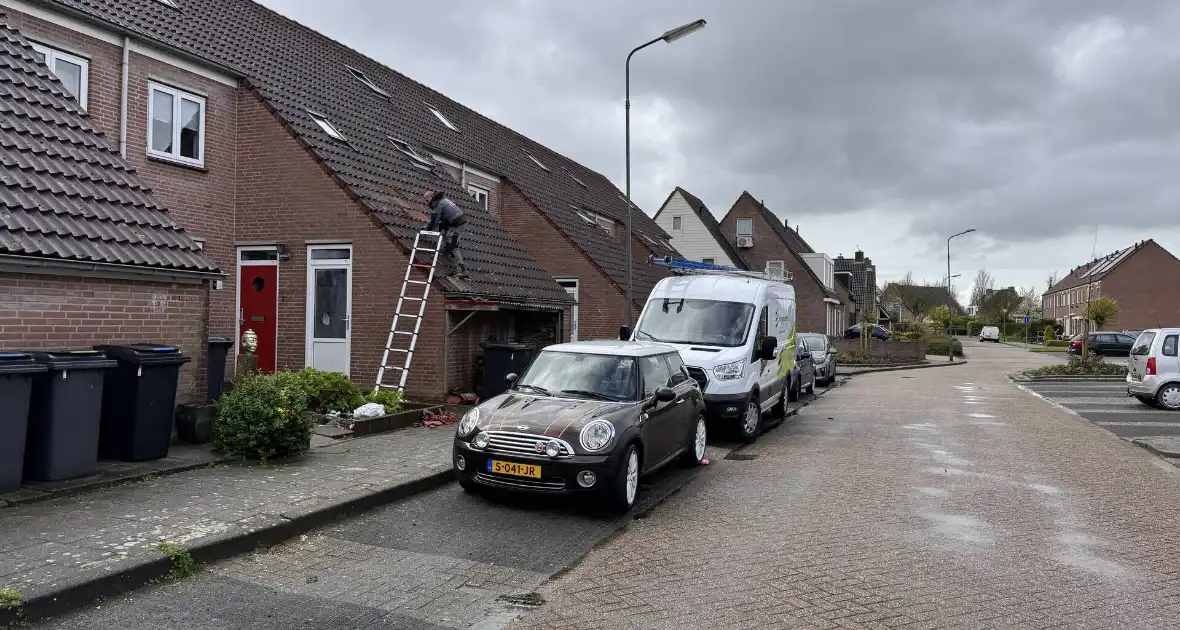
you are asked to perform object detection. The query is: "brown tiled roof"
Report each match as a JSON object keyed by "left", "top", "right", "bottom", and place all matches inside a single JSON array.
[
  {"left": 730, "top": 191, "right": 838, "bottom": 300},
  {"left": 44, "top": 0, "right": 684, "bottom": 304},
  {"left": 1046, "top": 240, "right": 1153, "bottom": 294},
  {"left": 0, "top": 14, "right": 216, "bottom": 275},
  {"left": 661, "top": 186, "right": 748, "bottom": 270}
]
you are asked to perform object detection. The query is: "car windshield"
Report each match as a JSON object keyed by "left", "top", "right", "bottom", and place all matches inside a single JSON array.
[
  {"left": 514, "top": 351, "right": 637, "bottom": 401},
  {"left": 1131, "top": 331, "right": 1156, "bottom": 356},
  {"left": 800, "top": 334, "right": 827, "bottom": 352},
  {"left": 634, "top": 298, "right": 756, "bottom": 347}
]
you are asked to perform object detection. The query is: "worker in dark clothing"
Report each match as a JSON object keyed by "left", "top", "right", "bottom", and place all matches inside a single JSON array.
[{"left": 423, "top": 190, "right": 469, "bottom": 279}]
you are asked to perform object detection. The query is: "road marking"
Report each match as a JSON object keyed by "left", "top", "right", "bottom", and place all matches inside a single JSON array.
[
  {"left": 1094, "top": 421, "right": 1180, "bottom": 427},
  {"left": 1070, "top": 408, "right": 1179, "bottom": 416}
]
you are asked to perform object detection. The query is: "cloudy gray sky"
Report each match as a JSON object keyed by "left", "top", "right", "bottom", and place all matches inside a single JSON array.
[{"left": 259, "top": 0, "right": 1179, "bottom": 302}]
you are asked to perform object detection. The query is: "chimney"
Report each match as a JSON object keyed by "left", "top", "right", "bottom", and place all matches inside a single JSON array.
[
  {"left": 783, "top": 217, "right": 789, "bottom": 228},
  {"left": 855, "top": 250, "right": 864, "bottom": 262}
]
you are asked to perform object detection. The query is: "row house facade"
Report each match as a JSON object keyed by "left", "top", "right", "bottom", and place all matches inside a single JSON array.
[
  {"left": 0, "top": 0, "right": 682, "bottom": 403},
  {"left": 1042, "top": 239, "right": 1180, "bottom": 336}
]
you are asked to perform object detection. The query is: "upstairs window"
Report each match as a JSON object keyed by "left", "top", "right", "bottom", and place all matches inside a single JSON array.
[
  {"left": 671, "top": 216, "right": 683, "bottom": 231},
  {"left": 766, "top": 260, "right": 785, "bottom": 277},
  {"left": 308, "top": 111, "right": 347, "bottom": 143},
  {"left": 149, "top": 82, "right": 205, "bottom": 166},
  {"left": 736, "top": 218, "right": 753, "bottom": 236},
  {"left": 345, "top": 65, "right": 389, "bottom": 98},
  {"left": 426, "top": 104, "right": 459, "bottom": 132},
  {"left": 389, "top": 137, "right": 433, "bottom": 170},
  {"left": 701, "top": 258, "right": 715, "bottom": 265},
  {"left": 468, "top": 184, "right": 489, "bottom": 210},
  {"left": 30, "top": 43, "right": 88, "bottom": 108}
]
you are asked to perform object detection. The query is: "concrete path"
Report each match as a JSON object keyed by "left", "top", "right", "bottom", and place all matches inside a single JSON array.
[{"left": 508, "top": 339, "right": 1180, "bottom": 629}]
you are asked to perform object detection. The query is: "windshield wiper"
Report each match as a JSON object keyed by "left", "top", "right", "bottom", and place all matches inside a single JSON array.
[
  {"left": 633, "top": 330, "right": 662, "bottom": 342},
  {"left": 514, "top": 384, "right": 551, "bottom": 396},
  {"left": 559, "top": 389, "right": 619, "bottom": 401}
]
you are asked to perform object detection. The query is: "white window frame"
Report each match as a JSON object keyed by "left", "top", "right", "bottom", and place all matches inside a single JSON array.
[
  {"left": 235, "top": 245, "right": 280, "bottom": 378},
  {"left": 305, "top": 244, "right": 354, "bottom": 376},
  {"left": 671, "top": 215, "right": 683, "bottom": 232},
  {"left": 766, "top": 260, "right": 785, "bottom": 277},
  {"left": 345, "top": 65, "right": 389, "bottom": 98},
  {"left": 307, "top": 110, "right": 346, "bottom": 143},
  {"left": 736, "top": 218, "right": 753, "bottom": 236},
  {"left": 468, "top": 184, "right": 489, "bottom": 210},
  {"left": 148, "top": 82, "right": 206, "bottom": 167},
  {"left": 31, "top": 42, "right": 89, "bottom": 109},
  {"left": 556, "top": 278, "right": 579, "bottom": 342},
  {"left": 426, "top": 104, "right": 459, "bottom": 132},
  {"left": 390, "top": 137, "right": 433, "bottom": 170}
]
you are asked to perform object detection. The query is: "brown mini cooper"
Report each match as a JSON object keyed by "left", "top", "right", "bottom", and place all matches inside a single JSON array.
[{"left": 453, "top": 340, "right": 708, "bottom": 512}]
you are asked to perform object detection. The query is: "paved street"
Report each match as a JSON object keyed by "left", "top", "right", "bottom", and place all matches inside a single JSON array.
[
  {"left": 1021, "top": 380, "right": 1180, "bottom": 439},
  {"left": 26, "top": 341, "right": 1180, "bottom": 629}
]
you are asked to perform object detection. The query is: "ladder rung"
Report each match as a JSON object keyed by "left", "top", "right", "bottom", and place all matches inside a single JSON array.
[
  {"left": 411, "top": 264, "right": 433, "bottom": 268},
  {"left": 382, "top": 366, "right": 405, "bottom": 372},
  {"left": 407, "top": 280, "right": 429, "bottom": 285},
  {"left": 401, "top": 296, "right": 423, "bottom": 301},
  {"left": 384, "top": 348, "right": 409, "bottom": 353},
  {"left": 393, "top": 330, "right": 415, "bottom": 336}
]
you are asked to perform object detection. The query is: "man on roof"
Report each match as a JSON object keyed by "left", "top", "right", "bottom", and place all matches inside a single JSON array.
[{"left": 423, "top": 189, "right": 470, "bottom": 279}]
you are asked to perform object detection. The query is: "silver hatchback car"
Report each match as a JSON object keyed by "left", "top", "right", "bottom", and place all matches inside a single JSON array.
[{"left": 1127, "top": 328, "right": 1180, "bottom": 411}]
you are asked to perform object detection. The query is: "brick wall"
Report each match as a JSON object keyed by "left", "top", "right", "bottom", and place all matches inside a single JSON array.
[
  {"left": 445, "top": 309, "right": 560, "bottom": 396},
  {"left": 718, "top": 196, "right": 827, "bottom": 333},
  {"left": 833, "top": 338, "right": 926, "bottom": 363},
  {"left": 235, "top": 92, "right": 445, "bottom": 400},
  {"left": 0, "top": 272, "right": 209, "bottom": 403},
  {"left": 7, "top": 9, "right": 240, "bottom": 387},
  {"left": 1101, "top": 241, "right": 1180, "bottom": 331},
  {"left": 499, "top": 185, "right": 638, "bottom": 341}
]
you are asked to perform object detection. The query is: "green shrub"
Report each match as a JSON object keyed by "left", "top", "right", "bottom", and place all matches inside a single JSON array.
[
  {"left": 895, "top": 331, "right": 922, "bottom": 341},
  {"left": 1044, "top": 326, "right": 1057, "bottom": 342},
  {"left": 290, "top": 368, "right": 364, "bottom": 414},
  {"left": 215, "top": 372, "right": 312, "bottom": 461},
  {"left": 924, "top": 336, "right": 964, "bottom": 358},
  {"left": 1029, "top": 356, "right": 1126, "bottom": 376},
  {"left": 365, "top": 388, "right": 405, "bottom": 415},
  {"left": 1046, "top": 339, "right": 1070, "bottom": 347}
]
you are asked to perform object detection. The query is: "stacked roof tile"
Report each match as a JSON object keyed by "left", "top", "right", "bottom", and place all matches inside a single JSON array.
[
  {"left": 48, "top": 0, "right": 679, "bottom": 304},
  {"left": 0, "top": 13, "right": 215, "bottom": 274}
]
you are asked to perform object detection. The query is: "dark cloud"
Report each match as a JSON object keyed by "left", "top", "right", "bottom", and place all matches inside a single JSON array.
[{"left": 256, "top": 0, "right": 1180, "bottom": 292}]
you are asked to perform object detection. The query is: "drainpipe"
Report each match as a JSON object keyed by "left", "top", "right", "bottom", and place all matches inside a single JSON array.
[
  {"left": 119, "top": 35, "right": 130, "bottom": 158},
  {"left": 460, "top": 162, "right": 467, "bottom": 189}
]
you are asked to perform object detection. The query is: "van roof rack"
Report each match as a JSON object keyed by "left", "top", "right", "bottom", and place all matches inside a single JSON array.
[{"left": 649, "top": 256, "right": 793, "bottom": 282}]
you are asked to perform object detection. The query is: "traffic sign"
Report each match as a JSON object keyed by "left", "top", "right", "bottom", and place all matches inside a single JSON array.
[{"left": 1023, "top": 315, "right": 1030, "bottom": 324}]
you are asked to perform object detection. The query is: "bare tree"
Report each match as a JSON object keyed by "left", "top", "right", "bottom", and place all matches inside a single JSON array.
[
  {"left": 1045, "top": 272, "right": 1058, "bottom": 294},
  {"left": 969, "top": 268, "right": 994, "bottom": 311}
]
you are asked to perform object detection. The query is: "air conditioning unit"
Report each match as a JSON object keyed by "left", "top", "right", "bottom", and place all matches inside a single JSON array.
[{"left": 735, "top": 236, "right": 754, "bottom": 248}]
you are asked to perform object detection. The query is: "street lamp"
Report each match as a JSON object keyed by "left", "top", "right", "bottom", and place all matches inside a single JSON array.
[
  {"left": 625, "top": 19, "right": 707, "bottom": 328},
  {"left": 946, "top": 228, "right": 975, "bottom": 361}
]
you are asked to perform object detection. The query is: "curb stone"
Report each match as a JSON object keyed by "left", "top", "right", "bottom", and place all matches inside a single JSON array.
[
  {"left": 842, "top": 360, "right": 968, "bottom": 376},
  {"left": 1008, "top": 373, "right": 1126, "bottom": 383},
  {"left": 1131, "top": 437, "right": 1180, "bottom": 459},
  {"left": 1, "top": 469, "right": 455, "bottom": 626},
  {"left": 0, "top": 456, "right": 237, "bottom": 510}
]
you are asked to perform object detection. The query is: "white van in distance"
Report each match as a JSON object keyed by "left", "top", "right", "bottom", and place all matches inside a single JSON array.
[{"left": 623, "top": 273, "right": 797, "bottom": 443}]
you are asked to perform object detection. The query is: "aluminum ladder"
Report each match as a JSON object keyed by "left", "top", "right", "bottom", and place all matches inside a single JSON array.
[{"left": 374, "top": 230, "right": 442, "bottom": 394}]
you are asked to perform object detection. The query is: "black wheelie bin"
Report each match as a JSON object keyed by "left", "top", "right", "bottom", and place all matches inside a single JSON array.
[
  {"left": 24, "top": 350, "right": 116, "bottom": 481},
  {"left": 0, "top": 352, "right": 47, "bottom": 492},
  {"left": 94, "top": 344, "right": 192, "bottom": 461}
]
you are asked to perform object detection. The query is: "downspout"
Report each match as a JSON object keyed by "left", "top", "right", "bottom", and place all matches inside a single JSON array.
[
  {"left": 119, "top": 35, "right": 130, "bottom": 157},
  {"left": 460, "top": 162, "right": 467, "bottom": 189}
]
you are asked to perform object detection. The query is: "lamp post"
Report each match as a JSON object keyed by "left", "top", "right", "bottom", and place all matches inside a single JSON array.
[
  {"left": 625, "top": 19, "right": 706, "bottom": 329},
  {"left": 946, "top": 228, "right": 975, "bottom": 361}
]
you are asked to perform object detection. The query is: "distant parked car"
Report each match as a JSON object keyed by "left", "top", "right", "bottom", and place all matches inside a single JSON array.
[
  {"left": 452, "top": 340, "right": 708, "bottom": 512},
  {"left": 843, "top": 324, "right": 891, "bottom": 340},
  {"left": 789, "top": 337, "right": 817, "bottom": 401},
  {"left": 799, "top": 332, "right": 837, "bottom": 386},
  {"left": 979, "top": 326, "right": 1000, "bottom": 342},
  {"left": 1127, "top": 329, "right": 1180, "bottom": 411},
  {"left": 1068, "top": 332, "right": 1137, "bottom": 357}
]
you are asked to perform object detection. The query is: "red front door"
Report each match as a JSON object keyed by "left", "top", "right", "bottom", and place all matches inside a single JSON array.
[{"left": 239, "top": 265, "right": 278, "bottom": 373}]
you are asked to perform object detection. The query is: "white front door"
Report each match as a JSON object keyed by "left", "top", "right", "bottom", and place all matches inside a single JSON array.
[
  {"left": 557, "top": 279, "right": 579, "bottom": 341},
  {"left": 306, "top": 245, "right": 353, "bottom": 375}
]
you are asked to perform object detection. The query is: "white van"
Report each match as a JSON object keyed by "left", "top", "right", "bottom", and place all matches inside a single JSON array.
[
  {"left": 624, "top": 274, "right": 796, "bottom": 443},
  {"left": 1127, "top": 328, "right": 1180, "bottom": 411},
  {"left": 979, "top": 326, "right": 1000, "bottom": 342}
]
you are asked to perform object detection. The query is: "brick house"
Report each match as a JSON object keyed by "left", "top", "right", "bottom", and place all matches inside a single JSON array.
[
  {"left": 1042, "top": 239, "right": 1180, "bottom": 336},
  {"left": 835, "top": 250, "right": 887, "bottom": 327},
  {"left": 0, "top": 13, "right": 219, "bottom": 401},
  {"left": 4, "top": 0, "right": 641, "bottom": 402},
  {"left": 652, "top": 187, "right": 747, "bottom": 269},
  {"left": 716, "top": 191, "right": 847, "bottom": 335}
]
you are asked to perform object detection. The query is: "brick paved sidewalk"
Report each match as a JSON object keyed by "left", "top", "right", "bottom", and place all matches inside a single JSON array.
[
  {"left": 0, "top": 426, "right": 455, "bottom": 622},
  {"left": 510, "top": 343, "right": 1180, "bottom": 629}
]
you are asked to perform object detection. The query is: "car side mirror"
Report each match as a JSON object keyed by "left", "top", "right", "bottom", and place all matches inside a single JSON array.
[
  {"left": 505, "top": 372, "right": 518, "bottom": 385},
  {"left": 655, "top": 387, "right": 676, "bottom": 403},
  {"left": 799, "top": 351, "right": 811, "bottom": 360},
  {"left": 758, "top": 336, "right": 777, "bottom": 360},
  {"left": 827, "top": 347, "right": 838, "bottom": 355},
  {"left": 619, "top": 326, "right": 631, "bottom": 341}
]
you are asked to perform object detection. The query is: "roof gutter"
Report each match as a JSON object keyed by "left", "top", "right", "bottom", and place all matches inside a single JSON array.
[
  {"left": 25, "top": 0, "right": 244, "bottom": 80},
  {"left": 0, "top": 253, "right": 223, "bottom": 284}
]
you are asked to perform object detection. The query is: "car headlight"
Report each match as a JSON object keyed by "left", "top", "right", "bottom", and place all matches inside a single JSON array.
[
  {"left": 457, "top": 407, "right": 481, "bottom": 437},
  {"left": 713, "top": 359, "right": 745, "bottom": 381},
  {"left": 579, "top": 420, "right": 615, "bottom": 452}
]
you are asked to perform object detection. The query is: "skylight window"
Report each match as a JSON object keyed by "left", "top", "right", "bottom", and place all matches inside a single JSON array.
[
  {"left": 426, "top": 104, "right": 459, "bottom": 132},
  {"left": 308, "top": 111, "right": 346, "bottom": 142},
  {"left": 526, "top": 151, "right": 550, "bottom": 172},
  {"left": 571, "top": 206, "right": 616, "bottom": 236},
  {"left": 562, "top": 166, "right": 587, "bottom": 188},
  {"left": 641, "top": 233, "right": 670, "bottom": 250},
  {"left": 154, "top": 0, "right": 180, "bottom": 8},
  {"left": 345, "top": 65, "right": 389, "bottom": 97},
  {"left": 389, "top": 137, "right": 434, "bottom": 170}
]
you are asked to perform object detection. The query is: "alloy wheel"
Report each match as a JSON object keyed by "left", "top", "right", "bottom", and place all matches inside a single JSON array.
[
  {"left": 693, "top": 418, "right": 707, "bottom": 461},
  {"left": 744, "top": 401, "right": 760, "bottom": 435},
  {"left": 624, "top": 450, "right": 639, "bottom": 506}
]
